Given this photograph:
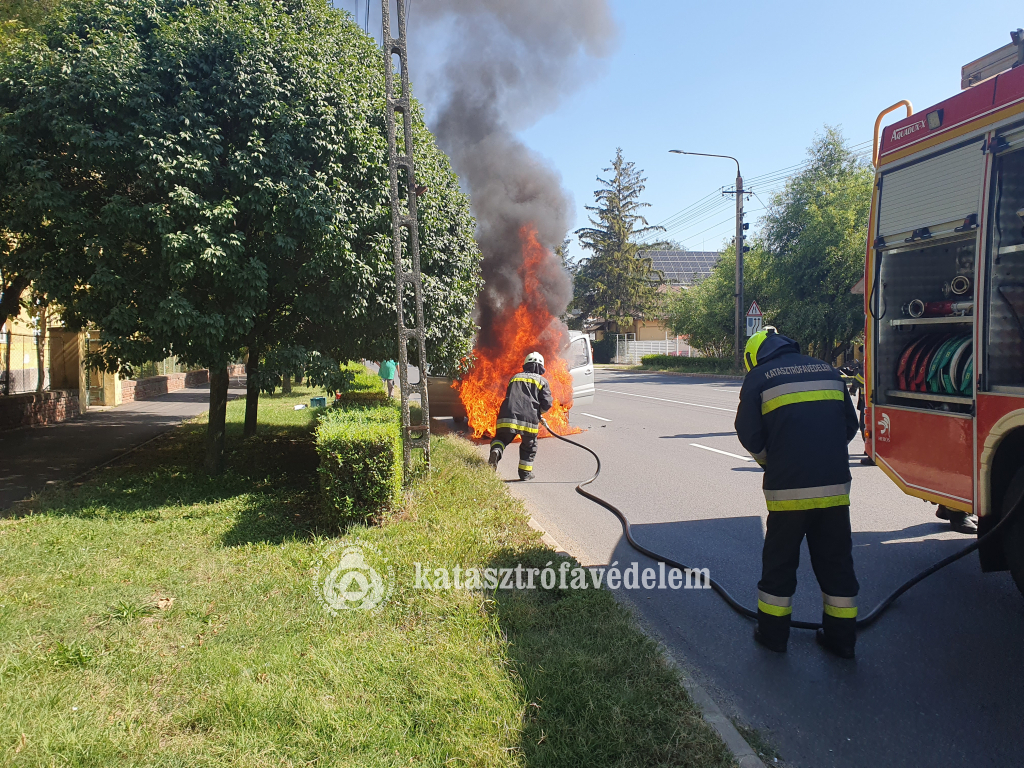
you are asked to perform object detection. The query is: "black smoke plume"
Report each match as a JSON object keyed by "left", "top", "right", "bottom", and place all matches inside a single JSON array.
[{"left": 410, "top": 0, "right": 617, "bottom": 350}]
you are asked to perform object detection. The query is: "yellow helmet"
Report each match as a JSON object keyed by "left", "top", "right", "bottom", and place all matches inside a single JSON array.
[{"left": 744, "top": 326, "right": 778, "bottom": 372}]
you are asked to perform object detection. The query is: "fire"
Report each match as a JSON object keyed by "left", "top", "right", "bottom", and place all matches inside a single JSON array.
[{"left": 455, "top": 225, "right": 582, "bottom": 439}]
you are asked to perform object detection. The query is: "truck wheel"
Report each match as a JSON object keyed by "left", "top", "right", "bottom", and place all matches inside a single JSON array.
[
  {"left": 1002, "top": 465, "right": 1024, "bottom": 599},
  {"left": 452, "top": 415, "right": 465, "bottom": 425}
]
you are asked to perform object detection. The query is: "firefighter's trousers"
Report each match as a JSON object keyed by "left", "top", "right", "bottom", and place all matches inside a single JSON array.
[
  {"left": 491, "top": 427, "right": 538, "bottom": 479},
  {"left": 757, "top": 505, "right": 859, "bottom": 650}
]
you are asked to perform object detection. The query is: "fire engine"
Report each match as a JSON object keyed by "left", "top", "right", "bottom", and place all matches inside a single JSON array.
[{"left": 864, "top": 29, "right": 1024, "bottom": 598}]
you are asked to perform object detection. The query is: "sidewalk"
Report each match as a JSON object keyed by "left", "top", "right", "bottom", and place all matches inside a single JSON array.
[{"left": 0, "top": 385, "right": 244, "bottom": 510}]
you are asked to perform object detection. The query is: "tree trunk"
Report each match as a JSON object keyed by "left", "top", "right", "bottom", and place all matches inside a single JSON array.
[
  {"left": 244, "top": 344, "right": 260, "bottom": 438},
  {"left": 0, "top": 274, "right": 30, "bottom": 331},
  {"left": 204, "top": 368, "right": 229, "bottom": 475},
  {"left": 36, "top": 306, "right": 47, "bottom": 392},
  {"left": 282, "top": 372, "right": 291, "bottom": 394}
]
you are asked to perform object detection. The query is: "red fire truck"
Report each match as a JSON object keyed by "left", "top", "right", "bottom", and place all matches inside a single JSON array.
[{"left": 864, "top": 30, "right": 1024, "bottom": 598}]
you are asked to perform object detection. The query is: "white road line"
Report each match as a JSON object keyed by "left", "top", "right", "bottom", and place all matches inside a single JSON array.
[
  {"left": 689, "top": 443, "right": 753, "bottom": 462},
  {"left": 579, "top": 412, "right": 611, "bottom": 422},
  {"left": 597, "top": 388, "right": 736, "bottom": 413}
]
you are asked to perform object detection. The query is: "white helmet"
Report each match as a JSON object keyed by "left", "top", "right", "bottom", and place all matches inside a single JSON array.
[{"left": 524, "top": 351, "right": 544, "bottom": 367}]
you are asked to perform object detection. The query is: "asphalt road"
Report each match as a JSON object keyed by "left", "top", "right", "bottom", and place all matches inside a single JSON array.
[{"left": 485, "top": 368, "right": 1023, "bottom": 768}]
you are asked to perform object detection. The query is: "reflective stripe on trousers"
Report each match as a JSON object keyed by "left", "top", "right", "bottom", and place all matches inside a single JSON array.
[
  {"left": 757, "top": 590, "right": 793, "bottom": 617},
  {"left": 761, "top": 379, "right": 846, "bottom": 415},
  {"left": 822, "top": 592, "right": 857, "bottom": 619},
  {"left": 496, "top": 419, "right": 539, "bottom": 434},
  {"left": 764, "top": 482, "right": 851, "bottom": 511}
]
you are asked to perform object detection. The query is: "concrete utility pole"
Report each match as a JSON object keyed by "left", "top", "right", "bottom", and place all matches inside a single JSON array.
[
  {"left": 733, "top": 168, "right": 744, "bottom": 371},
  {"left": 669, "top": 150, "right": 745, "bottom": 370}
]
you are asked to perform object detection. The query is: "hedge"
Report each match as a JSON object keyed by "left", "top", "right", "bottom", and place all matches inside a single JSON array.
[
  {"left": 639, "top": 355, "right": 737, "bottom": 374},
  {"left": 315, "top": 402, "right": 403, "bottom": 528}
]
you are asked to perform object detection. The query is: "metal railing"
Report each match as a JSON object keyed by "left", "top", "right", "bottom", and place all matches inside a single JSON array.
[
  {"left": 1, "top": 332, "right": 55, "bottom": 395},
  {"left": 612, "top": 335, "right": 698, "bottom": 365}
]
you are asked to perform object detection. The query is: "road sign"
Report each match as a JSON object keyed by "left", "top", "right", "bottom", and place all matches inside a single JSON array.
[{"left": 746, "top": 300, "right": 762, "bottom": 337}]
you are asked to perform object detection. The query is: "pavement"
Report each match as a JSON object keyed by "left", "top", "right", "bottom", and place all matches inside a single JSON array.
[
  {"left": 1, "top": 385, "right": 244, "bottom": 511},
  {"left": 473, "top": 368, "right": 1024, "bottom": 768}
]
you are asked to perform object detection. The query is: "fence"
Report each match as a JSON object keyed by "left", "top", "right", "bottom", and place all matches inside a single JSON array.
[{"left": 612, "top": 334, "right": 698, "bottom": 365}]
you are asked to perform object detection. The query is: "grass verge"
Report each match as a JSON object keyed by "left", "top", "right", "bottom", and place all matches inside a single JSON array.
[{"left": 0, "top": 385, "right": 735, "bottom": 767}]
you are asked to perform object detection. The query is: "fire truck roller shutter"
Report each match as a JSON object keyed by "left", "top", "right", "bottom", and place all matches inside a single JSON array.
[{"left": 878, "top": 141, "right": 985, "bottom": 240}]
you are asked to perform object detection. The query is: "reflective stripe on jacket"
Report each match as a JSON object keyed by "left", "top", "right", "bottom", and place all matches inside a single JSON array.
[
  {"left": 496, "top": 368, "right": 553, "bottom": 431},
  {"left": 735, "top": 339, "right": 859, "bottom": 511}
]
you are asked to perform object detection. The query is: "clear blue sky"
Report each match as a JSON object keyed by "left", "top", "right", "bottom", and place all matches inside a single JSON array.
[{"left": 337, "top": 1, "right": 1023, "bottom": 256}]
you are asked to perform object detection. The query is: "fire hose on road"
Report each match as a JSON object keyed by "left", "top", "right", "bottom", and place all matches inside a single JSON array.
[{"left": 540, "top": 417, "right": 1024, "bottom": 631}]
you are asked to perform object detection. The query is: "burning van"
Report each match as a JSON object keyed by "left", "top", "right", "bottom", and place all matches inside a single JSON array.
[{"left": 428, "top": 330, "right": 594, "bottom": 436}]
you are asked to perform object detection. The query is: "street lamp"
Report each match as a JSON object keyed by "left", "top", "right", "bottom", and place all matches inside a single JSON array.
[{"left": 669, "top": 150, "right": 745, "bottom": 371}]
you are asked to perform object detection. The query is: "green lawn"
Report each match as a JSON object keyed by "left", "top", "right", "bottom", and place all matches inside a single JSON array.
[{"left": 0, "top": 386, "right": 735, "bottom": 767}]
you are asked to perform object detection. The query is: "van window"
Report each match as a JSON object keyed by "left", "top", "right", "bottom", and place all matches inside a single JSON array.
[{"left": 569, "top": 338, "right": 589, "bottom": 369}]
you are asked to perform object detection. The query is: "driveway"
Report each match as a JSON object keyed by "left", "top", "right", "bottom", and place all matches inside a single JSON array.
[{"left": 1, "top": 386, "right": 244, "bottom": 510}]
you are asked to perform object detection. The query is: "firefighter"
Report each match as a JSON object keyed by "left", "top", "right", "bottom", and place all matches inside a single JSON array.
[
  {"left": 736, "top": 327, "right": 861, "bottom": 659},
  {"left": 488, "top": 352, "right": 554, "bottom": 480}
]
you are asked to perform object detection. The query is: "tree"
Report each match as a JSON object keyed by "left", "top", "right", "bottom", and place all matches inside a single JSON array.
[
  {"left": 573, "top": 148, "right": 664, "bottom": 329},
  {"left": 667, "top": 128, "right": 871, "bottom": 365},
  {"left": 759, "top": 127, "right": 871, "bottom": 363},
  {"left": 667, "top": 243, "right": 771, "bottom": 359},
  {"left": 0, "top": 0, "right": 480, "bottom": 471}
]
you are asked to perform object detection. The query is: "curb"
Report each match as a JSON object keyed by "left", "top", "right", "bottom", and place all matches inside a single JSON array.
[{"left": 526, "top": 514, "right": 766, "bottom": 768}]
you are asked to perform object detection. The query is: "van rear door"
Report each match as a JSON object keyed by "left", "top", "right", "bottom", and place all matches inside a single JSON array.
[{"left": 568, "top": 334, "right": 594, "bottom": 405}]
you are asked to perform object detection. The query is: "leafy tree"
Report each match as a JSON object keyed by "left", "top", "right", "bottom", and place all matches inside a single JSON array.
[
  {"left": 667, "top": 243, "right": 771, "bottom": 359},
  {"left": 573, "top": 148, "right": 664, "bottom": 329},
  {"left": 667, "top": 128, "right": 870, "bottom": 365},
  {"left": 0, "top": 0, "right": 480, "bottom": 471},
  {"left": 759, "top": 127, "right": 871, "bottom": 363}
]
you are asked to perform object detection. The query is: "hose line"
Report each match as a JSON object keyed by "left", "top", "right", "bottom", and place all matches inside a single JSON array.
[{"left": 541, "top": 418, "right": 1024, "bottom": 631}]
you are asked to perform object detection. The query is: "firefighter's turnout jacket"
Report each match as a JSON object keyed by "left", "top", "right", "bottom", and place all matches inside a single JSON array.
[
  {"left": 735, "top": 333, "right": 859, "bottom": 512},
  {"left": 496, "top": 363, "right": 553, "bottom": 434}
]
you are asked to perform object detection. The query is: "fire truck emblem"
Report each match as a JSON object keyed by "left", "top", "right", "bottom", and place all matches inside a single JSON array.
[{"left": 877, "top": 413, "right": 891, "bottom": 443}]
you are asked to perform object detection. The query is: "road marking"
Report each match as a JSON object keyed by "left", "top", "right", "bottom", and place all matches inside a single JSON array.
[
  {"left": 689, "top": 443, "right": 753, "bottom": 462},
  {"left": 579, "top": 412, "right": 611, "bottom": 422},
  {"left": 598, "top": 388, "right": 736, "bottom": 413}
]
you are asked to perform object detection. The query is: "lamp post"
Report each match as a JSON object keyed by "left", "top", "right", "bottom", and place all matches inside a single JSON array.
[{"left": 669, "top": 150, "right": 745, "bottom": 371}]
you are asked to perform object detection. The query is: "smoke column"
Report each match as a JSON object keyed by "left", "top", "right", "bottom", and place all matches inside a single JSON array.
[{"left": 409, "top": 0, "right": 617, "bottom": 351}]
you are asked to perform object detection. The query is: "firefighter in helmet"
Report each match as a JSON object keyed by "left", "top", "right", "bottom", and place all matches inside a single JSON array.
[
  {"left": 488, "top": 352, "right": 553, "bottom": 480},
  {"left": 735, "top": 327, "right": 861, "bottom": 658}
]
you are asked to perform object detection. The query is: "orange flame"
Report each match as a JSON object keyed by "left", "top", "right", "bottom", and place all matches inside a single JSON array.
[{"left": 454, "top": 225, "right": 582, "bottom": 439}]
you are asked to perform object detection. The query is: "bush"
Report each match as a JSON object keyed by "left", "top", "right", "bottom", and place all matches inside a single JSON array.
[
  {"left": 334, "top": 389, "right": 392, "bottom": 406},
  {"left": 316, "top": 403, "right": 402, "bottom": 528},
  {"left": 639, "top": 355, "right": 737, "bottom": 374}
]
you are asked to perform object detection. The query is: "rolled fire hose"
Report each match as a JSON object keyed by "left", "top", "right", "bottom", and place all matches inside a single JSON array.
[{"left": 541, "top": 417, "right": 1024, "bottom": 631}]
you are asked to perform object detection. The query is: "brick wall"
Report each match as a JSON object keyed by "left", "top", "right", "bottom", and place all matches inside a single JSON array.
[
  {"left": 120, "top": 369, "right": 210, "bottom": 403},
  {"left": 0, "top": 390, "right": 80, "bottom": 431}
]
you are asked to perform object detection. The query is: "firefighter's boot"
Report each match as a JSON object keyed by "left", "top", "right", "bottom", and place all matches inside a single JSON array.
[
  {"left": 816, "top": 627, "right": 856, "bottom": 659},
  {"left": 754, "top": 603, "right": 790, "bottom": 653},
  {"left": 488, "top": 443, "right": 503, "bottom": 470}
]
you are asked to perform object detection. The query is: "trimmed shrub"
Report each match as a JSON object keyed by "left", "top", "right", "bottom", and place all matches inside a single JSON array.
[
  {"left": 639, "top": 355, "right": 737, "bottom": 374},
  {"left": 592, "top": 337, "right": 615, "bottom": 364},
  {"left": 316, "top": 403, "right": 402, "bottom": 527},
  {"left": 334, "top": 389, "right": 392, "bottom": 406}
]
